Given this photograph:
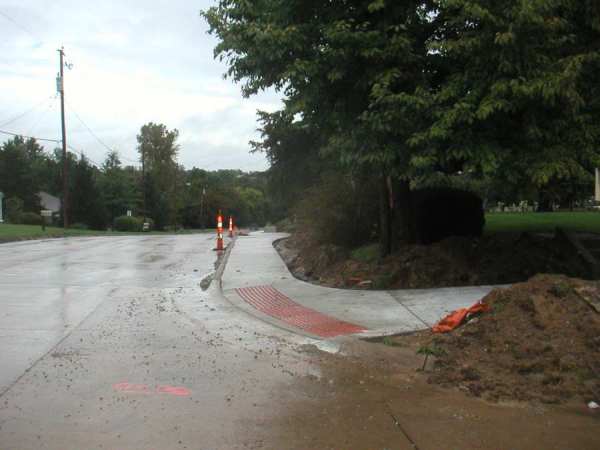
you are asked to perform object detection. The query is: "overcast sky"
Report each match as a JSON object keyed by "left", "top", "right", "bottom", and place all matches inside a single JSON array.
[{"left": 0, "top": 0, "right": 282, "bottom": 171}]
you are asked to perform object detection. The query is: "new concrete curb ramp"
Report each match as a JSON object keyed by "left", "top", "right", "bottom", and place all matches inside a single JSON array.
[{"left": 221, "top": 232, "right": 501, "bottom": 340}]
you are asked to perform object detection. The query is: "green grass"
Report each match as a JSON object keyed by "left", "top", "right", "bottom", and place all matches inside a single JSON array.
[
  {"left": 0, "top": 224, "right": 211, "bottom": 243},
  {"left": 485, "top": 212, "right": 600, "bottom": 234}
]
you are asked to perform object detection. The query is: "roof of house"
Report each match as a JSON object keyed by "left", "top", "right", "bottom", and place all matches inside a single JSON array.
[{"left": 38, "top": 191, "right": 61, "bottom": 212}]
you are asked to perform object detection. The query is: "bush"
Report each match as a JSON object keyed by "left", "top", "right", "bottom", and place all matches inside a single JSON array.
[
  {"left": 294, "top": 172, "right": 379, "bottom": 248},
  {"left": 275, "top": 217, "right": 296, "bottom": 233},
  {"left": 113, "top": 215, "right": 143, "bottom": 232},
  {"left": 70, "top": 222, "right": 89, "bottom": 230},
  {"left": 5, "top": 197, "right": 23, "bottom": 224},
  {"left": 350, "top": 243, "right": 380, "bottom": 263},
  {"left": 20, "top": 212, "right": 42, "bottom": 225},
  {"left": 412, "top": 188, "right": 485, "bottom": 244},
  {"left": 113, "top": 216, "right": 155, "bottom": 232}
]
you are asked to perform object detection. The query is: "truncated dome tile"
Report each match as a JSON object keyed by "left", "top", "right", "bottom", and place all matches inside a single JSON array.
[{"left": 235, "top": 285, "right": 367, "bottom": 338}]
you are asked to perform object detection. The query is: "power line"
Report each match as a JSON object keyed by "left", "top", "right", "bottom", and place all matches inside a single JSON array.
[
  {"left": 26, "top": 97, "right": 58, "bottom": 137},
  {"left": 64, "top": 101, "right": 141, "bottom": 167},
  {"left": 0, "top": 10, "right": 42, "bottom": 43},
  {"left": 65, "top": 100, "right": 116, "bottom": 155},
  {"left": 0, "top": 95, "right": 56, "bottom": 128},
  {"left": 0, "top": 128, "right": 60, "bottom": 143},
  {"left": 67, "top": 144, "right": 102, "bottom": 168}
]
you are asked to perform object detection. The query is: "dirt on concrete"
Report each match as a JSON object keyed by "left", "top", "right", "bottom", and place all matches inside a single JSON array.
[
  {"left": 276, "top": 231, "right": 593, "bottom": 289},
  {"left": 268, "top": 275, "right": 600, "bottom": 449},
  {"left": 271, "top": 332, "right": 600, "bottom": 450},
  {"left": 380, "top": 275, "right": 600, "bottom": 405}
]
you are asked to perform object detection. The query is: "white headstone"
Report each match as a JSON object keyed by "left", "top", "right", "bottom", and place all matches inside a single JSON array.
[{"left": 127, "top": 210, "right": 132, "bottom": 217}]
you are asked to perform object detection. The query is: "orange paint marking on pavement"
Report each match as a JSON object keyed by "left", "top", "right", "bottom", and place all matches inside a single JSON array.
[
  {"left": 156, "top": 385, "right": 191, "bottom": 397},
  {"left": 113, "top": 382, "right": 191, "bottom": 397}
]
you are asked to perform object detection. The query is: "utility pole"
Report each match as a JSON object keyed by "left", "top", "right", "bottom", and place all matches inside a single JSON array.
[
  {"left": 141, "top": 146, "right": 146, "bottom": 222},
  {"left": 57, "top": 47, "right": 69, "bottom": 228},
  {"left": 200, "top": 185, "right": 206, "bottom": 229}
]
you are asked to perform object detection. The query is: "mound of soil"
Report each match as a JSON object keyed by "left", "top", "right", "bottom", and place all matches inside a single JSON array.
[
  {"left": 276, "top": 231, "right": 593, "bottom": 289},
  {"left": 426, "top": 275, "right": 600, "bottom": 403}
]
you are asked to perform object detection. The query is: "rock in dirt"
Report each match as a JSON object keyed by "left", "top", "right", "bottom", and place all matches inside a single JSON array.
[{"left": 426, "top": 274, "right": 600, "bottom": 404}]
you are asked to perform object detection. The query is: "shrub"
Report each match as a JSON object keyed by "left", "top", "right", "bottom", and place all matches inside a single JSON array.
[
  {"left": 294, "top": 172, "right": 379, "bottom": 248},
  {"left": 275, "top": 217, "right": 296, "bottom": 233},
  {"left": 70, "top": 222, "right": 89, "bottom": 230},
  {"left": 5, "top": 197, "right": 23, "bottom": 223},
  {"left": 20, "top": 212, "right": 42, "bottom": 225},
  {"left": 113, "top": 215, "right": 143, "bottom": 232},
  {"left": 350, "top": 243, "right": 380, "bottom": 263},
  {"left": 412, "top": 188, "right": 485, "bottom": 244}
]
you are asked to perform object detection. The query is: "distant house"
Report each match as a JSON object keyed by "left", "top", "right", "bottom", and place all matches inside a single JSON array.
[{"left": 38, "top": 192, "right": 61, "bottom": 213}]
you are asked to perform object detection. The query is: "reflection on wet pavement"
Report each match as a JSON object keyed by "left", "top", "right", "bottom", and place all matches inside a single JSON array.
[{"left": 0, "top": 236, "right": 322, "bottom": 449}]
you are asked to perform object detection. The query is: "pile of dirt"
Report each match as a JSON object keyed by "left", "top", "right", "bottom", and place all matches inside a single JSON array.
[
  {"left": 425, "top": 275, "right": 600, "bottom": 403},
  {"left": 276, "top": 231, "right": 593, "bottom": 289}
]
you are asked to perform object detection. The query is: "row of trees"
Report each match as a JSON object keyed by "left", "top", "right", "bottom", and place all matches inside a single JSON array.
[
  {"left": 0, "top": 123, "right": 271, "bottom": 230},
  {"left": 204, "top": 0, "right": 600, "bottom": 253}
]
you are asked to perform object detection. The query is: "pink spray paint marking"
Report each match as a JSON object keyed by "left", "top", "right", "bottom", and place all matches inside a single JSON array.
[
  {"left": 113, "top": 382, "right": 191, "bottom": 397},
  {"left": 156, "top": 385, "right": 191, "bottom": 397}
]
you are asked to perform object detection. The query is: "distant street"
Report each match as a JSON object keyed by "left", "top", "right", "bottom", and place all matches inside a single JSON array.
[{"left": 0, "top": 235, "right": 323, "bottom": 449}]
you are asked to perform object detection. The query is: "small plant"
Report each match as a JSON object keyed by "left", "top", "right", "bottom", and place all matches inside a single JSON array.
[
  {"left": 381, "top": 336, "right": 404, "bottom": 347},
  {"left": 550, "top": 281, "right": 572, "bottom": 298},
  {"left": 417, "top": 344, "right": 446, "bottom": 371},
  {"left": 351, "top": 243, "right": 380, "bottom": 263}
]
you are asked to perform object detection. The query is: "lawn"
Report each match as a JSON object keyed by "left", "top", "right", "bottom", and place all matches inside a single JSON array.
[
  {"left": 0, "top": 224, "right": 211, "bottom": 243},
  {"left": 485, "top": 212, "right": 600, "bottom": 234}
]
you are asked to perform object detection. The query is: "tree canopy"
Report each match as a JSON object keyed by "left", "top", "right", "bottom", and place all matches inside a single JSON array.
[{"left": 203, "top": 0, "right": 600, "bottom": 251}]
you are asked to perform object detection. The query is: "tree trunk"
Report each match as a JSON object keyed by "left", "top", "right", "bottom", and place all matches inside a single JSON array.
[
  {"left": 379, "top": 175, "right": 392, "bottom": 257},
  {"left": 395, "top": 178, "right": 416, "bottom": 246},
  {"left": 379, "top": 175, "right": 417, "bottom": 257}
]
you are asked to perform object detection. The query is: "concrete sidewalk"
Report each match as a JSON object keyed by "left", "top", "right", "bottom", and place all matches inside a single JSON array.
[{"left": 221, "top": 232, "right": 502, "bottom": 340}]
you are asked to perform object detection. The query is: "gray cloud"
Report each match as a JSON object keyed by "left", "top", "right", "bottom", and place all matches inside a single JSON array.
[{"left": 0, "top": 0, "right": 280, "bottom": 171}]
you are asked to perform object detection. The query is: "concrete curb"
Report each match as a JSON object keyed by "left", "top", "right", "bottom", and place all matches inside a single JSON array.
[
  {"left": 214, "top": 235, "right": 325, "bottom": 340},
  {"left": 214, "top": 237, "right": 237, "bottom": 290},
  {"left": 218, "top": 232, "right": 505, "bottom": 340}
]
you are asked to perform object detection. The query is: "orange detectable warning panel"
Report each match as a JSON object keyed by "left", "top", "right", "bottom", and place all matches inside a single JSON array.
[{"left": 235, "top": 285, "right": 367, "bottom": 338}]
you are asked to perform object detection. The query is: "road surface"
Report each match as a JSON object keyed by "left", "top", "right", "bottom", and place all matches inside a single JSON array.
[
  {"left": 1, "top": 235, "right": 598, "bottom": 450},
  {"left": 0, "top": 235, "right": 330, "bottom": 449}
]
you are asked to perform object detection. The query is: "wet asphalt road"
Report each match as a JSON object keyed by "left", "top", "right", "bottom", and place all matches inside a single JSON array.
[{"left": 0, "top": 235, "right": 319, "bottom": 449}]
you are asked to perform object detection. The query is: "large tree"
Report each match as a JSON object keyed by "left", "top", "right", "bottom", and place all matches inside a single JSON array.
[
  {"left": 99, "top": 151, "right": 139, "bottom": 222},
  {"left": 68, "top": 154, "right": 108, "bottom": 229},
  {"left": 204, "top": 0, "right": 600, "bottom": 252},
  {"left": 414, "top": 0, "right": 600, "bottom": 208},
  {"left": 0, "top": 136, "right": 43, "bottom": 211},
  {"left": 203, "top": 1, "right": 439, "bottom": 253},
  {"left": 136, "top": 122, "right": 180, "bottom": 229}
]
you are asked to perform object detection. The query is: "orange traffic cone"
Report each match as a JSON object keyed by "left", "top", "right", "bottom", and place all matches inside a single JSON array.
[{"left": 216, "top": 211, "right": 224, "bottom": 251}]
